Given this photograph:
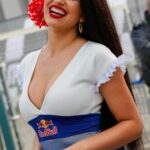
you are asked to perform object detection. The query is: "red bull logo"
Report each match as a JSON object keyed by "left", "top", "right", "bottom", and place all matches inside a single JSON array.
[
  {"left": 37, "top": 119, "right": 54, "bottom": 129},
  {"left": 37, "top": 119, "right": 58, "bottom": 137}
]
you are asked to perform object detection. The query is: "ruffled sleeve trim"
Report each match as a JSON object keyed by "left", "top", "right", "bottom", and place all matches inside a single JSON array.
[
  {"left": 95, "top": 53, "right": 133, "bottom": 93},
  {"left": 14, "top": 64, "right": 23, "bottom": 90}
]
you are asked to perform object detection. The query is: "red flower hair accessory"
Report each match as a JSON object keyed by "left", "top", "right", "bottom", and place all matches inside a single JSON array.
[{"left": 28, "top": 0, "right": 48, "bottom": 28}]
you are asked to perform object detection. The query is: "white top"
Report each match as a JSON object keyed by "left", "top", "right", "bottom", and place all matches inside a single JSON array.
[{"left": 15, "top": 41, "right": 132, "bottom": 122}]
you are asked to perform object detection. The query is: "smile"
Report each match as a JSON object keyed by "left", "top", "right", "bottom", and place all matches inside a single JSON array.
[{"left": 49, "top": 5, "right": 67, "bottom": 19}]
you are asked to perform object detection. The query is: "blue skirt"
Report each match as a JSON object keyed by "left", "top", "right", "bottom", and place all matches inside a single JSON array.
[{"left": 41, "top": 130, "right": 101, "bottom": 150}]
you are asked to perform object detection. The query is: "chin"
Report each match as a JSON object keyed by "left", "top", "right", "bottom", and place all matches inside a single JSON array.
[
  {"left": 46, "top": 23, "right": 63, "bottom": 30},
  {"left": 46, "top": 21, "right": 59, "bottom": 27}
]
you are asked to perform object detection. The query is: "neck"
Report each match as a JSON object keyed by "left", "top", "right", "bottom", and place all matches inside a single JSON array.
[{"left": 45, "top": 27, "right": 79, "bottom": 57}]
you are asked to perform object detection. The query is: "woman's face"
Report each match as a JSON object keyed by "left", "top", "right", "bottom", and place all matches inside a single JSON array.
[{"left": 44, "top": 0, "right": 82, "bottom": 31}]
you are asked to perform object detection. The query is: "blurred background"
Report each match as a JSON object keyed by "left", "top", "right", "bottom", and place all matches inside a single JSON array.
[{"left": 0, "top": 0, "right": 150, "bottom": 149}]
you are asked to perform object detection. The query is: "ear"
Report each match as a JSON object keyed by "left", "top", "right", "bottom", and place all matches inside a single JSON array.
[
  {"left": 79, "top": 10, "right": 85, "bottom": 23},
  {"left": 80, "top": 18, "right": 85, "bottom": 23}
]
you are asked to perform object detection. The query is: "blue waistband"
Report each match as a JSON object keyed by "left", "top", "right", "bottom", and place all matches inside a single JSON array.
[{"left": 28, "top": 113, "right": 101, "bottom": 142}]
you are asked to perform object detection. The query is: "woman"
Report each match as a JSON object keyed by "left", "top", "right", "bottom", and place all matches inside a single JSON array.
[{"left": 16, "top": 0, "right": 144, "bottom": 149}]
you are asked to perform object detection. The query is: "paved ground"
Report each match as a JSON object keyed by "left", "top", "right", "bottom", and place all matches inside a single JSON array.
[{"left": 131, "top": 81, "right": 150, "bottom": 149}]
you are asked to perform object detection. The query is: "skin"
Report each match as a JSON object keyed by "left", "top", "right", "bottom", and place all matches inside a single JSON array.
[{"left": 31, "top": 0, "right": 144, "bottom": 149}]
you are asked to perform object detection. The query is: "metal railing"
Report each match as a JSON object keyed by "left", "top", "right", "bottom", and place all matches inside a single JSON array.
[{"left": 0, "top": 64, "right": 23, "bottom": 150}]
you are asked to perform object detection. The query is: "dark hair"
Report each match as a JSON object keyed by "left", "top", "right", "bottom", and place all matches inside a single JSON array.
[{"left": 80, "top": 0, "right": 144, "bottom": 150}]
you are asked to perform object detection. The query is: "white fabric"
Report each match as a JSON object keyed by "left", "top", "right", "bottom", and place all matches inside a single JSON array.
[
  {"left": 95, "top": 53, "right": 133, "bottom": 92},
  {"left": 15, "top": 41, "right": 132, "bottom": 121}
]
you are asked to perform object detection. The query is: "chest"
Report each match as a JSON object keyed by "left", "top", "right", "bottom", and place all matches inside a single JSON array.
[
  {"left": 28, "top": 52, "right": 79, "bottom": 110},
  {"left": 22, "top": 52, "right": 98, "bottom": 114},
  {"left": 21, "top": 64, "right": 101, "bottom": 118}
]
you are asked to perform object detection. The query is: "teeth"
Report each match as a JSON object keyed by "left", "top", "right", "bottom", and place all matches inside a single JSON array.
[{"left": 50, "top": 7, "right": 66, "bottom": 16}]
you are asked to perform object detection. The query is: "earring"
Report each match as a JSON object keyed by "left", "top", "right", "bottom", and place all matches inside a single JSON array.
[{"left": 79, "top": 18, "right": 84, "bottom": 34}]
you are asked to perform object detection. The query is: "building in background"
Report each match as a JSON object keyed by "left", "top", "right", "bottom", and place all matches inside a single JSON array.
[{"left": 0, "top": 0, "right": 28, "bottom": 20}]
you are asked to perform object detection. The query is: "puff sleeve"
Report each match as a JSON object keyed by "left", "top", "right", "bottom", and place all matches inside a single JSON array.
[{"left": 94, "top": 44, "right": 133, "bottom": 93}]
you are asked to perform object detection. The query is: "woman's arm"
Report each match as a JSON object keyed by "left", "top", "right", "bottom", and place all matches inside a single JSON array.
[
  {"left": 32, "top": 134, "right": 42, "bottom": 150},
  {"left": 64, "top": 68, "right": 144, "bottom": 150}
]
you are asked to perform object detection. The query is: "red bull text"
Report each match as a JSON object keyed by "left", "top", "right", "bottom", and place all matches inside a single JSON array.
[{"left": 37, "top": 120, "right": 58, "bottom": 137}]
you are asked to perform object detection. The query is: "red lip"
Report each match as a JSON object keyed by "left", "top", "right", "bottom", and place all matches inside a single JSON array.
[{"left": 49, "top": 5, "right": 67, "bottom": 19}]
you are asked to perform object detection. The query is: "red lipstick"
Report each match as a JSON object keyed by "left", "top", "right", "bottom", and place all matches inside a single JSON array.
[{"left": 49, "top": 5, "right": 67, "bottom": 19}]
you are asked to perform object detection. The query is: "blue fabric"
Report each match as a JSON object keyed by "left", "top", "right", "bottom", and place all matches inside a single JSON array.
[
  {"left": 28, "top": 113, "right": 101, "bottom": 143},
  {"left": 40, "top": 131, "right": 101, "bottom": 150}
]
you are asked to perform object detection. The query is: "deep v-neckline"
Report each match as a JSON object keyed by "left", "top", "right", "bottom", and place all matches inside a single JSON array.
[{"left": 26, "top": 41, "right": 90, "bottom": 112}]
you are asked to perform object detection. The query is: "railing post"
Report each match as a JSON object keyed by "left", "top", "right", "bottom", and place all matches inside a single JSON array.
[{"left": 0, "top": 92, "right": 16, "bottom": 150}]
